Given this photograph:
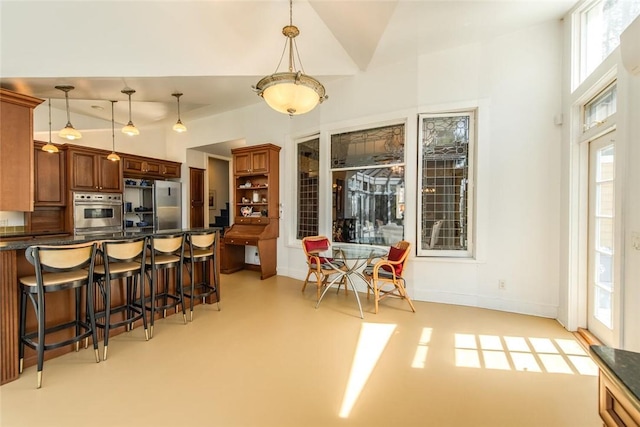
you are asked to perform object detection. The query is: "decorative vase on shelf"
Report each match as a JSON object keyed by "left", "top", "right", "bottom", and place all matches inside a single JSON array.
[{"left": 252, "top": 191, "right": 260, "bottom": 203}]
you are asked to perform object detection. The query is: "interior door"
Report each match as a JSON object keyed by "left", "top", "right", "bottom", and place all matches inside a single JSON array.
[
  {"left": 587, "top": 130, "right": 617, "bottom": 345},
  {"left": 190, "top": 167, "right": 205, "bottom": 227}
]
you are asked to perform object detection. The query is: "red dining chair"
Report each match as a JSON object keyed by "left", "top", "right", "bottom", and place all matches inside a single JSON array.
[{"left": 301, "top": 236, "right": 347, "bottom": 300}]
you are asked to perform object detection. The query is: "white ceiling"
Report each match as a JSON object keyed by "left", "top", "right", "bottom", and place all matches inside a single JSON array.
[{"left": 0, "top": 0, "right": 577, "bottom": 127}]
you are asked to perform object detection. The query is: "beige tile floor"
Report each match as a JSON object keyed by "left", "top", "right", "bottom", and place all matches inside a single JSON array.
[{"left": 1, "top": 270, "right": 601, "bottom": 427}]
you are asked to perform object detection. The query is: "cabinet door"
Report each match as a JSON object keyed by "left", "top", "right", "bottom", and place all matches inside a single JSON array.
[
  {"left": 234, "top": 153, "right": 252, "bottom": 174},
  {"left": 34, "top": 144, "right": 66, "bottom": 206},
  {"left": 97, "top": 155, "right": 122, "bottom": 192},
  {"left": 69, "top": 151, "right": 98, "bottom": 191},
  {"left": 122, "top": 156, "right": 144, "bottom": 175},
  {"left": 250, "top": 150, "right": 269, "bottom": 173},
  {"left": 144, "top": 161, "right": 161, "bottom": 175},
  {"left": 161, "top": 163, "right": 180, "bottom": 178}
]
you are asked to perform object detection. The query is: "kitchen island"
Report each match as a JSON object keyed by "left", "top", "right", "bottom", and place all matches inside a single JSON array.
[
  {"left": 0, "top": 228, "right": 221, "bottom": 385},
  {"left": 590, "top": 345, "right": 640, "bottom": 426}
]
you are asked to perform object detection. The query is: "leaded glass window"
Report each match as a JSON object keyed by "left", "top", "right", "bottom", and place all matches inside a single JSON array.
[
  {"left": 417, "top": 111, "right": 475, "bottom": 257},
  {"left": 297, "top": 137, "right": 319, "bottom": 239},
  {"left": 330, "top": 124, "right": 405, "bottom": 245}
]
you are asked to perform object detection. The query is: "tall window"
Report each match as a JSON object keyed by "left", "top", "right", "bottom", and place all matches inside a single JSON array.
[
  {"left": 417, "top": 111, "right": 475, "bottom": 257},
  {"left": 330, "top": 123, "right": 405, "bottom": 246},
  {"left": 575, "top": 0, "right": 640, "bottom": 87},
  {"left": 297, "top": 137, "right": 320, "bottom": 239}
]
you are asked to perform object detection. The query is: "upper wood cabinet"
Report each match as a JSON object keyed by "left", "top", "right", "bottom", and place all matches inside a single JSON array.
[
  {"left": 122, "top": 154, "right": 181, "bottom": 179},
  {"left": 0, "top": 89, "right": 44, "bottom": 211},
  {"left": 33, "top": 141, "right": 66, "bottom": 206},
  {"left": 68, "top": 147, "right": 123, "bottom": 192},
  {"left": 234, "top": 148, "right": 270, "bottom": 175}
]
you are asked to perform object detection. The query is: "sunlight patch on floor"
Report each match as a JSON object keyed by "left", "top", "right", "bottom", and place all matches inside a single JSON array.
[
  {"left": 411, "top": 327, "right": 432, "bottom": 368},
  {"left": 339, "top": 322, "right": 397, "bottom": 419},
  {"left": 451, "top": 333, "right": 597, "bottom": 376}
]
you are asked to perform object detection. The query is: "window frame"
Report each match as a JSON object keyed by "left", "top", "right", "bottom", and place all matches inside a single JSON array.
[{"left": 295, "top": 134, "right": 321, "bottom": 240}]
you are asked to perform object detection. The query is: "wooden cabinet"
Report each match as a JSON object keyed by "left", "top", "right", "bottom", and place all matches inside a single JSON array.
[
  {"left": 33, "top": 141, "right": 66, "bottom": 206},
  {"left": 122, "top": 154, "right": 181, "bottom": 179},
  {"left": 234, "top": 148, "right": 270, "bottom": 175},
  {"left": 0, "top": 89, "right": 44, "bottom": 211},
  {"left": 224, "top": 143, "right": 280, "bottom": 279},
  {"left": 68, "top": 148, "right": 122, "bottom": 192}
]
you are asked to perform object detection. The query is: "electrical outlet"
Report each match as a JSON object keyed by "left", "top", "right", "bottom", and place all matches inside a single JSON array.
[{"left": 498, "top": 280, "right": 506, "bottom": 290}]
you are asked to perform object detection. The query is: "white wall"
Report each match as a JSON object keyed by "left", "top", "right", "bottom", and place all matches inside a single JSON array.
[{"left": 165, "top": 20, "right": 565, "bottom": 320}]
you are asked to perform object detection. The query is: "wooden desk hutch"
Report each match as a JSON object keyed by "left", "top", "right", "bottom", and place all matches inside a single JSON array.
[{"left": 222, "top": 143, "right": 281, "bottom": 279}]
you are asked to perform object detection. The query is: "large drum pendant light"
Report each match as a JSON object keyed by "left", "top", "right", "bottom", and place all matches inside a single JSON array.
[{"left": 253, "top": 0, "right": 327, "bottom": 116}]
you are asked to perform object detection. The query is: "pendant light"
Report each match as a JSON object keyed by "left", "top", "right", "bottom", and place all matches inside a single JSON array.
[
  {"left": 107, "top": 101, "right": 120, "bottom": 162},
  {"left": 121, "top": 88, "right": 139, "bottom": 136},
  {"left": 42, "top": 98, "right": 59, "bottom": 153},
  {"left": 55, "top": 85, "right": 82, "bottom": 140},
  {"left": 171, "top": 92, "right": 187, "bottom": 133},
  {"left": 253, "top": 0, "right": 327, "bottom": 116}
]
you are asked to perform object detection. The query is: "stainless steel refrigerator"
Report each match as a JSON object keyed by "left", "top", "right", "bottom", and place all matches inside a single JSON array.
[{"left": 154, "top": 181, "right": 182, "bottom": 231}]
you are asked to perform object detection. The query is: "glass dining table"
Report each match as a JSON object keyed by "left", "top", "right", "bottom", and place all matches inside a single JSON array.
[{"left": 313, "top": 243, "right": 388, "bottom": 318}]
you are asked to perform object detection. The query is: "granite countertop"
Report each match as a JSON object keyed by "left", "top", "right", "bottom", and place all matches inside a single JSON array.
[
  {"left": 590, "top": 345, "right": 640, "bottom": 410},
  {"left": 0, "top": 227, "right": 222, "bottom": 251}
]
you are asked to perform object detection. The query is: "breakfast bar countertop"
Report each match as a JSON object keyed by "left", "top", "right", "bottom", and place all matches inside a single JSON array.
[{"left": 0, "top": 228, "right": 223, "bottom": 251}]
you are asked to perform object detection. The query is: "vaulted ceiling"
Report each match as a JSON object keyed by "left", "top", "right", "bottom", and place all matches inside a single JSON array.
[{"left": 0, "top": 0, "right": 577, "bottom": 127}]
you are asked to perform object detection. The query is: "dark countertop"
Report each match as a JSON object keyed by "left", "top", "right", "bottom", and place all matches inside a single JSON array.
[
  {"left": 0, "top": 227, "right": 222, "bottom": 251},
  {"left": 590, "top": 345, "right": 640, "bottom": 410}
]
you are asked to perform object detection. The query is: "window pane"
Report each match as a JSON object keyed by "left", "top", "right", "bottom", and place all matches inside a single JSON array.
[
  {"left": 331, "top": 124, "right": 404, "bottom": 168},
  {"left": 297, "top": 138, "right": 319, "bottom": 239},
  {"left": 332, "top": 167, "right": 404, "bottom": 245},
  {"left": 579, "top": 0, "right": 640, "bottom": 83},
  {"left": 418, "top": 113, "right": 472, "bottom": 254},
  {"left": 584, "top": 84, "right": 617, "bottom": 131}
]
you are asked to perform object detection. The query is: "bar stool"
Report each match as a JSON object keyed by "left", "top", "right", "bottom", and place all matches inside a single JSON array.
[
  {"left": 93, "top": 236, "right": 148, "bottom": 360},
  {"left": 18, "top": 242, "right": 100, "bottom": 388},
  {"left": 144, "top": 233, "right": 187, "bottom": 338},
  {"left": 183, "top": 230, "right": 220, "bottom": 320}
]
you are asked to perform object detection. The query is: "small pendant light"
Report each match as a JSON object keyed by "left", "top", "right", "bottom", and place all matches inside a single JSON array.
[
  {"left": 121, "top": 88, "right": 139, "bottom": 136},
  {"left": 42, "top": 98, "right": 59, "bottom": 153},
  {"left": 172, "top": 92, "right": 187, "bottom": 133},
  {"left": 107, "top": 100, "right": 121, "bottom": 161},
  {"left": 55, "top": 85, "right": 82, "bottom": 140}
]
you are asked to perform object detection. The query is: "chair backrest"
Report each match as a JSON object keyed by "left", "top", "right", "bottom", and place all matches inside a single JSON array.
[
  {"left": 151, "top": 233, "right": 184, "bottom": 255},
  {"left": 101, "top": 237, "right": 147, "bottom": 263},
  {"left": 382, "top": 240, "right": 411, "bottom": 276},
  {"left": 26, "top": 242, "right": 97, "bottom": 273},
  {"left": 189, "top": 230, "right": 216, "bottom": 250},
  {"left": 302, "top": 236, "right": 330, "bottom": 260},
  {"left": 429, "top": 220, "right": 443, "bottom": 249}
]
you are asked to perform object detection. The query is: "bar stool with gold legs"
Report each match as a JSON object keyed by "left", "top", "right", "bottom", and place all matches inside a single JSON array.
[
  {"left": 183, "top": 230, "right": 220, "bottom": 320},
  {"left": 144, "top": 233, "right": 187, "bottom": 338},
  {"left": 18, "top": 242, "right": 100, "bottom": 388},
  {"left": 93, "top": 236, "right": 149, "bottom": 360}
]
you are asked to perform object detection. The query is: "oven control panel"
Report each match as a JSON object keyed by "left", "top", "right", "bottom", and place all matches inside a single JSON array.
[{"left": 73, "top": 192, "right": 122, "bottom": 203}]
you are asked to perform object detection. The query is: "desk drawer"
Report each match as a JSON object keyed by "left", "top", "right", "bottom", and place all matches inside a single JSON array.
[
  {"left": 225, "top": 237, "right": 258, "bottom": 246},
  {"left": 235, "top": 217, "right": 270, "bottom": 225}
]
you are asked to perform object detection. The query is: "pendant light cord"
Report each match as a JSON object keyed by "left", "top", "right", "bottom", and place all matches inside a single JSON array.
[
  {"left": 64, "top": 91, "right": 71, "bottom": 125},
  {"left": 48, "top": 99, "right": 53, "bottom": 142}
]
